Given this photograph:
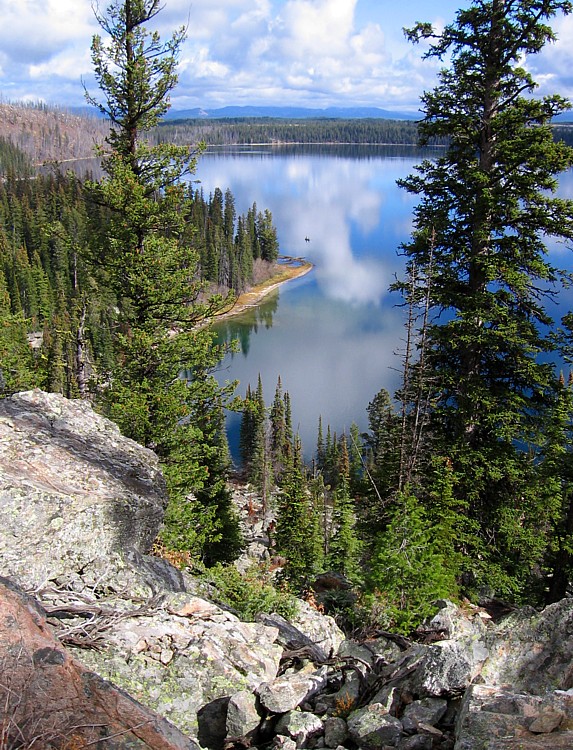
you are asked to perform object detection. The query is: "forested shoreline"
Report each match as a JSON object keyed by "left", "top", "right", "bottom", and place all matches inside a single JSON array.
[
  {"left": 159, "top": 117, "right": 573, "bottom": 148},
  {"left": 2, "top": 102, "right": 572, "bottom": 165}
]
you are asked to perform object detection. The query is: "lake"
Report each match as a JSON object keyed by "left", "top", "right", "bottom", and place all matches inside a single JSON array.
[{"left": 194, "top": 145, "right": 573, "bottom": 462}]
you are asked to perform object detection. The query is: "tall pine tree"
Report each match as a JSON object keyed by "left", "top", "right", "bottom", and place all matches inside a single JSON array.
[
  {"left": 397, "top": 0, "right": 573, "bottom": 597},
  {"left": 85, "top": 0, "right": 240, "bottom": 563}
]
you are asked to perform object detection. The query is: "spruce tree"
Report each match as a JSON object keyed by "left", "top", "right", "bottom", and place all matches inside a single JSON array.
[
  {"left": 368, "top": 492, "right": 457, "bottom": 634},
  {"left": 239, "top": 383, "right": 256, "bottom": 471},
  {"left": 398, "top": 0, "right": 573, "bottom": 596},
  {"left": 0, "top": 270, "right": 37, "bottom": 395},
  {"left": 274, "top": 463, "right": 321, "bottom": 593},
  {"left": 85, "top": 0, "right": 239, "bottom": 563},
  {"left": 270, "top": 376, "right": 287, "bottom": 477},
  {"left": 326, "top": 437, "right": 362, "bottom": 582}
]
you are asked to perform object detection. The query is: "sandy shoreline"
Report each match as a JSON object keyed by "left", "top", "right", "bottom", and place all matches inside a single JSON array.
[{"left": 211, "top": 258, "right": 314, "bottom": 322}]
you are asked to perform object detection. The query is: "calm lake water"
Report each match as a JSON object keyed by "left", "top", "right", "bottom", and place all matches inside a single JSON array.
[{"left": 195, "top": 145, "right": 573, "bottom": 462}]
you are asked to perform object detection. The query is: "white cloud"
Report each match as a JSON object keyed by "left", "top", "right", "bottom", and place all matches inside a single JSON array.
[
  {"left": 276, "top": 0, "right": 356, "bottom": 60},
  {"left": 0, "top": 0, "right": 94, "bottom": 63},
  {"left": 0, "top": 0, "right": 571, "bottom": 112},
  {"left": 528, "top": 14, "right": 573, "bottom": 101}
]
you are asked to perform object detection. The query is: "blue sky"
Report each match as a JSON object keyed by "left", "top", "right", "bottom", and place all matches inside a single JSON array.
[{"left": 0, "top": 0, "right": 571, "bottom": 113}]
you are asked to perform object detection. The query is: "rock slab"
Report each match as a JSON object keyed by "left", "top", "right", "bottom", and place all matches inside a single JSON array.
[
  {"left": 0, "top": 389, "right": 166, "bottom": 589},
  {"left": 0, "top": 577, "right": 199, "bottom": 750}
]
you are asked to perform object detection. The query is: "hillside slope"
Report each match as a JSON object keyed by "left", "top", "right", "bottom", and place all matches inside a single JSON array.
[{"left": 0, "top": 102, "right": 108, "bottom": 164}]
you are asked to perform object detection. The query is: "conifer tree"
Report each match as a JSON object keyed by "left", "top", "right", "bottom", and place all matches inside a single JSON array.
[
  {"left": 326, "top": 436, "right": 362, "bottom": 582},
  {"left": 85, "top": 0, "right": 239, "bottom": 563},
  {"left": 249, "top": 375, "right": 272, "bottom": 493},
  {"left": 348, "top": 422, "right": 363, "bottom": 489},
  {"left": 0, "top": 270, "right": 37, "bottom": 395},
  {"left": 368, "top": 492, "right": 458, "bottom": 634},
  {"left": 274, "top": 463, "right": 321, "bottom": 593},
  {"left": 256, "top": 209, "right": 279, "bottom": 263},
  {"left": 239, "top": 383, "right": 256, "bottom": 470},
  {"left": 270, "top": 376, "right": 287, "bottom": 476},
  {"left": 537, "top": 353, "right": 573, "bottom": 601},
  {"left": 316, "top": 415, "right": 325, "bottom": 473},
  {"left": 398, "top": 0, "right": 573, "bottom": 596}
]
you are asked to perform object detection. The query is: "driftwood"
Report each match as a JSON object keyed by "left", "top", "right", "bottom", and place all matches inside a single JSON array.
[{"left": 38, "top": 585, "right": 165, "bottom": 651}]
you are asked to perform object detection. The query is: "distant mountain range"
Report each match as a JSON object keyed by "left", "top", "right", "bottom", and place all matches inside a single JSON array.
[
  {"left": 162, "top": 105, "right": 420, "bottom": 120},
  {"left": 68, "top": 103, "right": 572, "bottom": 123}
]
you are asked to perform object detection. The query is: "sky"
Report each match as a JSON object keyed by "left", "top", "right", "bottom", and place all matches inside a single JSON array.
[{"left": 0, "top": 0, "right": 572, "bottom": 114}]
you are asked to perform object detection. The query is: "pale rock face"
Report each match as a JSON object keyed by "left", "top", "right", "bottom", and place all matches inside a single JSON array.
[
  {"left": 257, "top": 666, "right": 330, "bottom": 714},
  {"left": 0, "top": 389, "right": 166, "bottom": 589},
  {"left": 0, "top": 390, "right": 283, "bottom": 739},
  {"left": 290, "top": 598, "right": 345, "bottom": 658},
  {"left": 479, "top": 599, "right": 573, "bottom": 694}
]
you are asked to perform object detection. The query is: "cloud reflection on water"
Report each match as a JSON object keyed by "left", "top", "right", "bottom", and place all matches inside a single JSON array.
[
  {"left": 199, "top": 147, "right": 421, "bottom": 457},
  {"left": 197, "top": 146, "right": 416, "bottom": 307},
  {"left": 201, "top": 148, "right": 573, "bottom": 460}
]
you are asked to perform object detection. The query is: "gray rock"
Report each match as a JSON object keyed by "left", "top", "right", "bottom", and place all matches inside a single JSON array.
[
  {"left": 411, "top": 640, "right": 482, "bottom": 698},
  {"left": 338, "top": 637, "right": 401, "bottom": 669},
  {"left": 480, "top": 599, "right": 573, "bottom": 694},
  {"left": 226, "top": 690, "right": 262, "bottom": 740},
  {"left": 0, "top": 391, "right": 285, "bottom": 740},
  {"left": 272, "top": 737, "right": 298, "bottom": 750},
  {"left": 401, "top": 697, "right": 448, "bottom": 733},
  {"left": 78, "top": 594, "right": 282, "bottom": 736},
  {"left": 0, "top": 389, "right": 166, "bottom": 591},
  {"left": 338, "top": 640, "right": 380, "bottom": 670},
  {"left": 529, "top": 709, "right": 565, "bottom": 733},
  {"left": 369, "top": 686, "right": 399, "bottom": 715},
  {"left": 426, "top": 600, "right": 489, "bottom": 641},
  {"left": 454, "top": 685, "right": 573, "bottom": 750},
  {"left": 323, "top": 717, "right": 348, "bottom": 748},
  {"left": 290, "top": 599, "right": 345, "bottom": 658},
  {"left": 234, "top": 542, "right": 269, "bottom": 573},
  {"left": 398, "top": 736, "right": 433, "bottom": 750},
  {"left": 257, "top": 600, "right": 344, "bottom": 665},
  {"left": 347, "top": 703, "right": 403, "bottom": 748},
  {"left": 257, "top": 667, "right": 329, "bottom": 713},
  {"left": 275, "top": 711, "right": 324, "bottom": 747},
  {"left": 258, "top": 612, "right": 331, "bottom": 663}
]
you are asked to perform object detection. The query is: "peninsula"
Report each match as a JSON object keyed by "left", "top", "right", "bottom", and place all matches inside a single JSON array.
[{"left": 214, "top": 255, "right": 314, "bottom": 321}]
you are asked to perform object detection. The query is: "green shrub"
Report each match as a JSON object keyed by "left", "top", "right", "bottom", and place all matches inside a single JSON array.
[
  {"left": 367, "top": 492, "right": 458, "bottom": 634},
  {"left": 201, "top": 563, "right": 298, "bottom": 621}
]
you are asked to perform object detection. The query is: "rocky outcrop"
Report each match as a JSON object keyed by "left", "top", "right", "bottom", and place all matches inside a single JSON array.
[
  {"left": 0, "top": 576, "right": 199, "bottom": 750},
  {"left": 0, "top": 391, "right": 284, "bottom": 742},
  {"left": 0, "top": 389, "right": 166, "bottom": 590},
  {"left": 3, "top": 389, "right": 573, "bottom": 750},
  {"left": 74, "top": 591, "right": 282, "bottom": 738},
  {"left": 455, "top": 685, "right": 573, "bottom": 749},
  {"left": 453, "top": 600, "right": 573, "bottom": 749},
  {"left": 479, "top": 599, "right": 573, "bottom": 693}
]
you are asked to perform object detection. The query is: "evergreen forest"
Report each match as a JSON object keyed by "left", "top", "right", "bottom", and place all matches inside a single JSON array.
[
  {"left": 3, "top": 0, "right": 573, "bottom": 635},
  {"left": 156, "top": 117, "right": 573, "bottom": 148}
]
